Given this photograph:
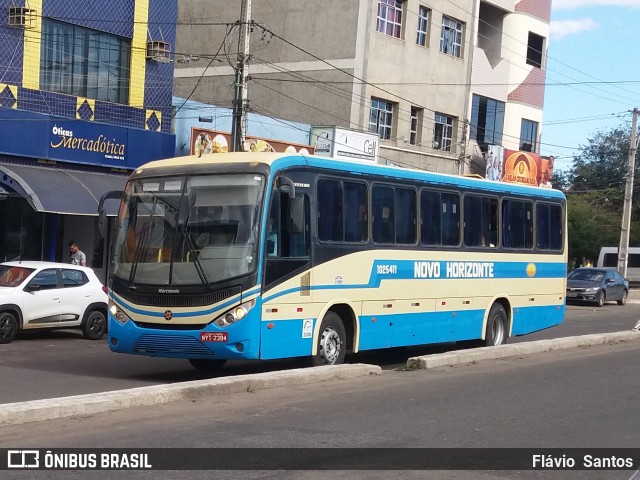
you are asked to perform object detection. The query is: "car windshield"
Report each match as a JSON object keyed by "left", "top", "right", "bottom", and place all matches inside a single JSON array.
[
  {"left": 111, "top": 173, "right": 265, "bottom": 286},
  {"left": 0, "top": 266, "right": 35, "bottom": 287},
  {"left": 568, "top": 270, "right": 605, "bottom": 282}
]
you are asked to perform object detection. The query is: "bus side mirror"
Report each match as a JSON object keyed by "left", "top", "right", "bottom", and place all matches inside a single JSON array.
[
  {"left": 289, "top": 197, "right": 304, "bottom": 234},
  {"left": 98, "top": 190, "right": 123, "bottom": 238}
]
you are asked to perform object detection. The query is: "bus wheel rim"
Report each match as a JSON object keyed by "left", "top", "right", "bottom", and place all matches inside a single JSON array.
[
  {"left": 492, "top": 317, "right": 504, "bottom": 345},
  {"left": 320, "top": 327, "right": 341, "bottom": 364}
]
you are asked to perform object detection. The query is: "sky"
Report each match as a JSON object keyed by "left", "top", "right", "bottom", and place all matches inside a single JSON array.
[{"left": 541, "top": 0, "right": 640, "bottom": 172}]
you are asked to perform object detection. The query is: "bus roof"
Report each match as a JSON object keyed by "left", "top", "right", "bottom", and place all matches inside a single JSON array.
[{"left": 135, "top": 152, "right": 565, "bottom": 200}]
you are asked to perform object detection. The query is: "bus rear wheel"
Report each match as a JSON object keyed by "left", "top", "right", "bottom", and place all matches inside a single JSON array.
[
  {"left": 188, "top": 358, "right": 227, "bottom": 371},
  {"left": 484, "top": 304, "right": 508, "bottom": 346},
  {"left": 311, "top": 312, "right": 346, "bottom": 366}
]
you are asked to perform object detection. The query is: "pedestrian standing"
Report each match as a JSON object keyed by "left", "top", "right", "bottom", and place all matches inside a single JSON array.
[{"left": 70, "top": 242, "right": 87, "bottom": 266}]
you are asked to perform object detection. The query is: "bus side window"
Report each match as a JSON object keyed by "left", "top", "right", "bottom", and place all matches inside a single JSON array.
[
  {"left": 442, "top": 193, "right": 460, "bottom": 246},
  {"left": 289, "top": 194, "right": 310, "bottom": 257},
  {"left": 317, "top": 179, "right": 343, "bottom": 242},
  {"left": 268, "top": 191, "right": 310, "bottom": 258},
  {"left": 372, "top": 185, "right": 394, "bottom": 244}
]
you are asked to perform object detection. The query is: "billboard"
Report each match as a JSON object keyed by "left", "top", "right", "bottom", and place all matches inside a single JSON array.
[
  {"left": 189, "top": 128, "right": 314, "bottom": 156},
  {"left": 310, "top": 126, "right": 379, "bottom": 162},
  {"left": 487, "top": 147, "right": 554, "bottom": 188}
]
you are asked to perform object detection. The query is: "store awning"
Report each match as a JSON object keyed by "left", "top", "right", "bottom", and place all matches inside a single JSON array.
[{"left": 0, "top": 163, "right": 128, "bottom": 216}]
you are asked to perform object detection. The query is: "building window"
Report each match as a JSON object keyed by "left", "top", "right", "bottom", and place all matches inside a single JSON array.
[
  {"left": 440, "top": 15, "right": 463, "bottom": 57},
  {"left": 377, "top": 0, "right": 403, "bottom": 38},
  {"left": 526, "top": 32, "right": 544, "bottom": 68},
  {"left": 370, "top": 98, "right": 393, "bottom": 140},
  {"left": 434, "top": 113, "right": 454, "bottom": 151},
  {"left": 40, "top": 18, "right": 131, "bottom": 104},
  {"left": 470, "top": 94, "right": 505, "bottom": 147},
  {"left": 416, "top": 6, "right": 430, "bottom": 46},
  {"left": 520, "top": 119, "right": 538, "bottom": 152},
  {"left": 410, "top": 107, "right": 423, "bottom": 145}
]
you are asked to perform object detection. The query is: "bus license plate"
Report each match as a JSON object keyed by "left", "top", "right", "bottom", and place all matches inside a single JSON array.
[{"left": 200, "top": 332, "right": 228, "bottom": 343}]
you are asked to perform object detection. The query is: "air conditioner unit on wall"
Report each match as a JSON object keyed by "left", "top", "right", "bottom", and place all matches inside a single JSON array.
[
  {"left": 8, "top": 7, "right": 35, "bottom": 29},
  {"left": 146, "top": 41, "right": 172, "bottom": 63}
]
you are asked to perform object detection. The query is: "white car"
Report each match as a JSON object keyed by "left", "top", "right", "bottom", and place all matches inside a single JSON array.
[{"left": 0, "top": 261, "right": 108, "bottom": 344}]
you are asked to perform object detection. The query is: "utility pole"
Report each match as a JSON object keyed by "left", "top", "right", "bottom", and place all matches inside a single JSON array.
[
  {"left": 617, "top": 107, "right": 639, "bottom": 278},
  {"left": 230, "top": 0, "right": 251, "bottom": 152}
]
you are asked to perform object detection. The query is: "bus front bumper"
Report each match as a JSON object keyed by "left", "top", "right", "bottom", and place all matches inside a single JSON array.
[{"left": 107, "top": 314, "right": 259, "bottom": 360}]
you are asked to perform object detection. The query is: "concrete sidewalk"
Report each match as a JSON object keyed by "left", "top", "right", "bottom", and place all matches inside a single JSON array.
[
  {"left": 628, "top": 287, "right": 640, "bottom": 304},
  {"left": 1, "top": 331, "right": 639, "bottom": 427},
  {"left": 406, "top": 331, "right": 640, "bottom": 370}
]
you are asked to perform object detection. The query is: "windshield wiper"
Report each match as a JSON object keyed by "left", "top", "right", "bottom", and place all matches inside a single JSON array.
[
  {"left": 128, "top": 221, "right": 151, "bottom": 289},
  {"left": 179, "top": 219, "right": 211, "bottom": 288}
]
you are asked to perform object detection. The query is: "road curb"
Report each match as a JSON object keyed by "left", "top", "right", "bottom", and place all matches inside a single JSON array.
[
  {"left": 0, "top": 364, "right": 382, "bottom": 427},
  {"left": 406, "top": 331, "right": 640, "bottom": 370}
]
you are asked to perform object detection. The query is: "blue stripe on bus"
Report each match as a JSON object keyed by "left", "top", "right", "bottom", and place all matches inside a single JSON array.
[
  {"left": 263, "top": 260, "right": 566, "bottom": 302},
  {"left": 512, "top": 303, "right": 566, "bottom": 335},
  {"left": 260, "top": 318, "right": 315, "bottom": 359},
  {"left": 243, "top": 286, "right": 262, "bottom": 298},
  {"left": 258, "top": 303, "right": 564, "bottom": 359}
]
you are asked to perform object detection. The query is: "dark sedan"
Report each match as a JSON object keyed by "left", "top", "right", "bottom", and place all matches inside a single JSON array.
[{"left": 566, "top": 267, "right": 629, "bottom": 307}]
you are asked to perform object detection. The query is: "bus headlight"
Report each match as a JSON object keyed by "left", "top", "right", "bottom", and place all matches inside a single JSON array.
[
  {"left": 109, "top": 299, "right": 132, "bottom": 324},
  {"left": 215, "top": 299, "right": 256, "bottom": 327}
]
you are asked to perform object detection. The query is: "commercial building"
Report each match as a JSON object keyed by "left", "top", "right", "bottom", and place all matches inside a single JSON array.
[
  {"left": 173, "top": 0, "right": 550, "bottom": 175},
  {"left": 0, "top": 0, "right": 177, "bottom": 279}
]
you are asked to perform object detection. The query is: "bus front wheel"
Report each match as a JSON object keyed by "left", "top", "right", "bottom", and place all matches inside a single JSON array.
[
  {"left": 484, "top": 304, "right": 508, "bottom": 346},
  {"left": 188, "top": 358, "right": 227, "bottom": 371},
  {"left": 311, "top": 312, "right": 346, "bottom": 366}
]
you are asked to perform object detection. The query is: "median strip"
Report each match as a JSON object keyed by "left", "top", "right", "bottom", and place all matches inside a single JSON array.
[
  {"left": 0, "top": 364, "right": 382, "bottom": 427},
  {"left": 406, "top": 331, "right": 640, "bottom": 370}
]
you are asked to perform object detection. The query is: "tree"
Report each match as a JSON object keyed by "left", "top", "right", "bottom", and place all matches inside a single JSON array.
[
  {"left": 563, "top": 123, "right": 640, "bottom": 263},
  {"left": 568, "top": 124, "right": 639, "bottom": 214}
]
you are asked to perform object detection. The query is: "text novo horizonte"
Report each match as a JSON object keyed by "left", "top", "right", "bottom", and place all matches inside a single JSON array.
[{"left": 413, "top": 261, "right": 494, "bottom": 279}]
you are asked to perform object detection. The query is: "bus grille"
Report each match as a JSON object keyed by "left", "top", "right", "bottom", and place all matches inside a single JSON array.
[
  {"left": 114, "top": 286, "right": 240, "bottom": 307},
  {"left": 134, "top": 322, "right": 208, "bottom": 330},
  {"left": 133, "top": 334, "right": 214, "bottom": 356}
]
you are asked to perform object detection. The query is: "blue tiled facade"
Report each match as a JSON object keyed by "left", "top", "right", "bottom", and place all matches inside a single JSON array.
[
  {"left": 0, "top": 0, "right": 177, "bottom": 269},
  {"left": 0, "top": 0, "right": 176, "bottom": 168}
]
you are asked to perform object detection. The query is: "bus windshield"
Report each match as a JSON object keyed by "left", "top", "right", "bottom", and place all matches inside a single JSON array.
[{"left": 111, "top": 173, "right": 265, "bottom": 286}]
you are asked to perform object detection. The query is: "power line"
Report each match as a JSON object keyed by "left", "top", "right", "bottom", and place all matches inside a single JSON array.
[{"left": 173, "top": 25, "right": 235, "bottom": 118}]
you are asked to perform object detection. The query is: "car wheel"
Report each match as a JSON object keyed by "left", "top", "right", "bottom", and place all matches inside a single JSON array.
[
  {"left": 596, "top": 291, "right": 605, "bottom": 307},
  {"left": 188, "top": 358, "right": 227, "bottom": 371},
  {"left": 82, "top": 310, "right": 106, "bottom": 340},
  {"left": 484, "top": 304, "right": 508, "bottom": 346},
  {"left": 617, "top": 290, "right": 628, "bottom": 306},
  {"left": 311, "top": 311, "right": 346, "bottom": 366},
  {"left": 0, "top": 312, "right": 18, "bottom": 344}
]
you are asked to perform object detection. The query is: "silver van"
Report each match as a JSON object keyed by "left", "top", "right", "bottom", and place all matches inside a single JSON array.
[{"left": 597, "top": 247, "right": 640, "bottom": 282}]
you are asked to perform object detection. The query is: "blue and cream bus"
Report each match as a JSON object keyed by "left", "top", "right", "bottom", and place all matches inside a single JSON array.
[{"left": 104, "top": 152, "right": 567, "bottom": 370}]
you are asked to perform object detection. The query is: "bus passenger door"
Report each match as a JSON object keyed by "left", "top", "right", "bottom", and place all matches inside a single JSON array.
[{"left": 261, "top": 189, "right": 312, "bottom": 359}]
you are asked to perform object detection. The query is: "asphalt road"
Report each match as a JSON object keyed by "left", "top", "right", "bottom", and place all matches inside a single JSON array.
[
  {"left": 1, "top": 300, "right": 639, "bottom": 404},
  {"left": 1, "top": 341, "right": 638, "bottom": 480}
]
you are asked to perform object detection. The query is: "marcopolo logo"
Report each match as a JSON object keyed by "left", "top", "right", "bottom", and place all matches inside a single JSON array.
[{"left": 8, "top": 450, "right": 40, "bottom": 468}]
